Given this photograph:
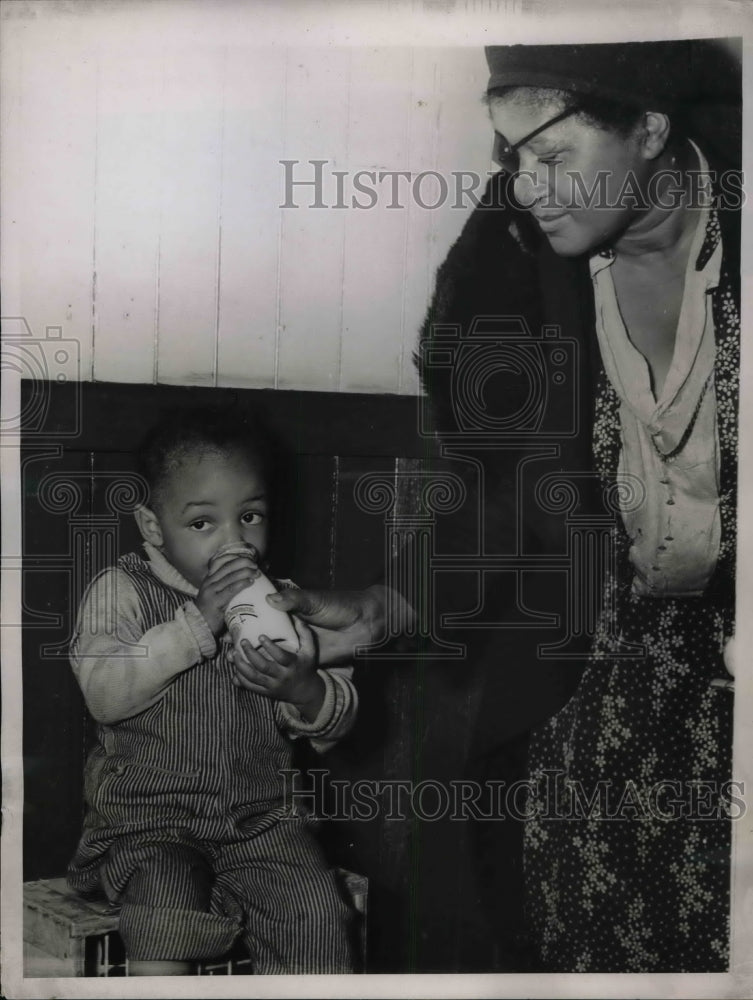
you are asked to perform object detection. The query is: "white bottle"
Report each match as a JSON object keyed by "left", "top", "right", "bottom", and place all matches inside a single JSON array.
[{"left": 224, "top": 570, "right": 300, "bottom": 655}]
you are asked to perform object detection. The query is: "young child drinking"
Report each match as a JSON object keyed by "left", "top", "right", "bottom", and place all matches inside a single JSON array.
[{"left": 66, "top": 406, "right": 357, "bottom": 976}]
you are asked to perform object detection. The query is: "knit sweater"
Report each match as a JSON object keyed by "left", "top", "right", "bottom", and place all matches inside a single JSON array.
[{"left": 68, "top": 543, "right": 357, "bottom": 876}]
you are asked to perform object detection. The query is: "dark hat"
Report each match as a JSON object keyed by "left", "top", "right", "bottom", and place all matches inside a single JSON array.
[{"left": 485, "top": 38, "right": 740, "bottom": 110}]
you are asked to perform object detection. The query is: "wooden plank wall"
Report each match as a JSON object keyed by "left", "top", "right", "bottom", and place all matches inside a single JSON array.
[
  {"left": 7, "top": 8, "right": 507, "bottom": 972},
  {"left": 21, "top": 380, "right": 496, "bottom": 974},
  {"left": 5, "top": 11, "right": 493, "bottom": 396}
]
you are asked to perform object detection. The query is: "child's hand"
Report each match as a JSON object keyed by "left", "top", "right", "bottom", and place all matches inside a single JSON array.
[
  {"left": 230, "top": 618, "right": 325, "bottom": 722},
  {"left": 195, "top": 549, "right": 260, "bottom": 635}
]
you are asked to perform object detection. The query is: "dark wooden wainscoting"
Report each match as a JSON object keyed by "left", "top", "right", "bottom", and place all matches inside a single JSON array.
[{"left": 20, "top": 379, "right": 517, "bottom": 973}]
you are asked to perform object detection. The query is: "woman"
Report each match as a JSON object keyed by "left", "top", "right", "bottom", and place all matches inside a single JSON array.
[{"left": 269, "top": 39, "right": 741, "bottom": 972}]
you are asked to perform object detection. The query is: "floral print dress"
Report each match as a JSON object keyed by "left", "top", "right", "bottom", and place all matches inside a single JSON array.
[{"left": 523, "top": 205, "right": 739, "bottom": 972}]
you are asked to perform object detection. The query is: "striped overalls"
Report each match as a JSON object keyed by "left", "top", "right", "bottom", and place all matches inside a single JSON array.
[{"left": 67, "top": 552, "right": 353, "bottom": 972}]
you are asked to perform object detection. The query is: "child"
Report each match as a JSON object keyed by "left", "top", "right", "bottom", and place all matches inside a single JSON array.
[{"left": 66, "top": 406, "right": 357, "bottom": 976}]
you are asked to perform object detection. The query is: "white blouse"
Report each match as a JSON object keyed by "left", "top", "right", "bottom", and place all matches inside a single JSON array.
[{"left": 589, "top": 145, "right": 721, "bottom": 597}]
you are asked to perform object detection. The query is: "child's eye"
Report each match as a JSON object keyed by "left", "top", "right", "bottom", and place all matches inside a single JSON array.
[
  {"left": 189, "top": 519, "right": 211, "bottom": 531},
  {"left": 241, "top": 511, "right": 264, "bottom": 525}
]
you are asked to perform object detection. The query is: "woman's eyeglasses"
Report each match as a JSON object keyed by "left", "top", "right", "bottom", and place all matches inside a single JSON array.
[{"left": 494, "top": 105, "right": 580, "bottom": 176}]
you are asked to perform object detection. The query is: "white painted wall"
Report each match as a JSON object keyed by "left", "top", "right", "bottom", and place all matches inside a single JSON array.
[{"left": 3, "top": 9, "right": 494, "bottom": 395}]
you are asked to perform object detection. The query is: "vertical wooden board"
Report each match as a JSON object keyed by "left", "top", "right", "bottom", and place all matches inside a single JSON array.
[
  {"left": 410, "top": 661, "right": 483, "bottom": 971},
  {"left": 338, "top": 48, "right": 413, "bottom": 394},
  {"left": 326, "top": 453, "right": 422, "bottom": 971},
  {"left": 398, "top": 48, "right": 490, "bottom": 398},
  {"left": 216, "top": 48, "right": 286, "bottom": 389},
  {"left": 90, "top": 450, "right": 146, "bottom": 560},
  {"left": 400, "top": 49, "right": 442, "bottom": 397},
  {"left": 92, "top": 48, "right": 163, "bottom": 384},
  {"left": 276, "top": 48, "right": 350, "bottom": 391},
  {"left": 431, "top": 47, "right": 491, "bottom": 283},
  {"left": 21, "top": 449, "right": 92, "bottom": 650},
  {"left": 22, "top": 449, "right": 91, "bottom": 880},
  {"left": 275, "top": 454, "right": 338, "bottom": 589},
  {"left": 330, "top": 454, "right": 397, "bottom": 590},
  {"left": 2, "top": 30, "right": 23, "bottom": 317},
  {"left": 329, "top": 450, "right": 484, "bottom": 971},
  {"left": 14, "top": 38, "right": 97, "bottom": 381},
  {"left": 156, "top": 47, "right": 224, "bottom": 385},
  {"left": 328, "top": 451, "right": 417, "bottom": 776}
]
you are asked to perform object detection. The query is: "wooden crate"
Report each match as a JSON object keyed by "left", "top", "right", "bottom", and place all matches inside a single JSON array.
[
  {"left": 24, "top": 871, "right": 368, "bottom": 977},
  {"left": 24, "top": 878, "right": 121, "bottom": 977}
]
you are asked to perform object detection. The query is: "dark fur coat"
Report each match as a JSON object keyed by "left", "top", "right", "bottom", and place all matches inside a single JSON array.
[
  {"left": 410, "top": 160, "right": 740, "bottom": 969},
  {"left": 413, "top": 162, "right": 740, "bottom": 753}
]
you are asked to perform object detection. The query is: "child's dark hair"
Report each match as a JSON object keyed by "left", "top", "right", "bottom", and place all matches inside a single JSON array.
[{"left": 137, "top": 404, "right": 277, "bottom": 512}]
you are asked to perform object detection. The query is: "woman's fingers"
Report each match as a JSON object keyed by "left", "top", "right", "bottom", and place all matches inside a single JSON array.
[{"left": 266, "top": 588, "right": 363, "bottom": 628}]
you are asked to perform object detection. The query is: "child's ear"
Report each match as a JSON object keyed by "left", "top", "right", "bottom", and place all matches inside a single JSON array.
[{"left": 134, "top": 505, "right": 164, "bottom": 547}]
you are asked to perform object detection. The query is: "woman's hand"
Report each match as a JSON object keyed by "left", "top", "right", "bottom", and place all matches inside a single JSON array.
[
  {"left": 266, "top": 584, "right": 414, "bottom": 664},
  {"left": 263, "top": 585, "right": 383, "bottom": 664},
  {"left": 231, "top": 618, "right": 325, "bottom": 721}
]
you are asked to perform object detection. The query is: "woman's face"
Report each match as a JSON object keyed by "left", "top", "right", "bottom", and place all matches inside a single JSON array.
[{"left": 489, "top": 93, "right": 658, "bottom": 257}]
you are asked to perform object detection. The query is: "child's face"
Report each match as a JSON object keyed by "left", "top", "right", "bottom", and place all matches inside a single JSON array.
[{"left": 154, "top": 447, "right": 269, "bottom": 588}]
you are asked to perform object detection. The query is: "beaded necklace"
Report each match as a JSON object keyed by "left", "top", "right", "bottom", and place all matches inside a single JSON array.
[{"left": 649, "top": 370, "right": 714, "bottom": 464}]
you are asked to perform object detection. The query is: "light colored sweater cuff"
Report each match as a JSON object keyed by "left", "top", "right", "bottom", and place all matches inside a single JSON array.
[{"left": 178, "top": 600, "right": 217, "bottom": 660}]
